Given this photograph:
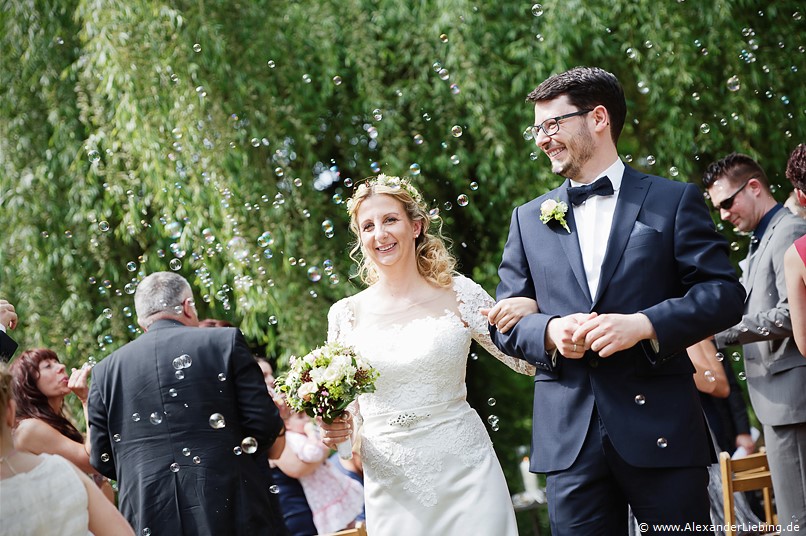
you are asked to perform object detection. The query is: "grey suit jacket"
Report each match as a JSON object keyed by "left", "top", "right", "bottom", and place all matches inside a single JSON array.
[{"left": 716, "top": 208, "right": 806, "bottom": 426}]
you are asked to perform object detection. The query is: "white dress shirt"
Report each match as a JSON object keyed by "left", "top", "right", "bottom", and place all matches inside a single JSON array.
[{"left": 569, "top": 158, "right": 625, "bottom": 299}]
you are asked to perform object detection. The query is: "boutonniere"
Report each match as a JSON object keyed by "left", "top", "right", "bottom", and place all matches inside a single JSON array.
[{"left": 540, "top": 198, "right": 570, "bottom": 232}]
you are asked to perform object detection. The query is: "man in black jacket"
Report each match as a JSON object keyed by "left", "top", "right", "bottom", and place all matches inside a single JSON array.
[
  {"left": 89, "top": 272, "right": 286, "bottom": 536},
  {"left": 0, "top": 299, "right": 18, "bottom": 361}
]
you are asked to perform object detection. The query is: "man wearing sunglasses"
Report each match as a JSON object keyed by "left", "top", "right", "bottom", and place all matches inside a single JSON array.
[
  {"left": 704, "top": 153, "right": 806, "bottom": 531},
  {"left": 489, "top": 66, "right": 745, "bottom": 534}
]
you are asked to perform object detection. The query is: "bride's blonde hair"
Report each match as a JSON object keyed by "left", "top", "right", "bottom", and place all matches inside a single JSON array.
[{"left": 347, "top": 175, "right": 456, "bottom": 288}]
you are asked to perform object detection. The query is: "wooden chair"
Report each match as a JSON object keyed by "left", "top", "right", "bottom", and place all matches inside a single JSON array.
[
  {"left": 321, "top": 522, "right": 368, "bottom": 536},
  {"left": 719, "top": 449, "right": 777, "bottom": 536}
]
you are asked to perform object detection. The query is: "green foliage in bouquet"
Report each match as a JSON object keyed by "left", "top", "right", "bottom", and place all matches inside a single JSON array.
[{"left": 275, "top": 341, "right": 378, "bottom": 424}]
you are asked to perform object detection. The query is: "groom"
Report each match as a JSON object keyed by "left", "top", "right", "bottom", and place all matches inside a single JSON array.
[{"left": 488, "top": 67, "right": 745, "bottom": 534}]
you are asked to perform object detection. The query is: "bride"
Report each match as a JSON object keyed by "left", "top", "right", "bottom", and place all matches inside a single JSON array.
[{"left": 320, "top": 174, "right": 535, "bottom": 535}]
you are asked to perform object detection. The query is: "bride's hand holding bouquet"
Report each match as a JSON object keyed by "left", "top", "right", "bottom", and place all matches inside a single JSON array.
[{"left": 275, "top": 341, "right": 378, "bottom": 459}]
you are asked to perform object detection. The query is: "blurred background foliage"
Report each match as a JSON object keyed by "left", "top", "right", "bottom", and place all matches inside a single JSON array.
[{"left": 1, "top": 0, "right": 803, "bottom": 532}]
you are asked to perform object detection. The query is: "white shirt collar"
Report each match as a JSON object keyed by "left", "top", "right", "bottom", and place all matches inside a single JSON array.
[{"left": 569, "top": 158, "right": 625, "bottom": 191}]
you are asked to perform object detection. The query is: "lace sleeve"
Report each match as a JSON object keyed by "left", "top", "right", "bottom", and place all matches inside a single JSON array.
[
  {"left": 454, "top": 275, "right": 536, "bottom": 376},
  {"left": 327, "top": 299, "right": 351, "bottom": 344}
]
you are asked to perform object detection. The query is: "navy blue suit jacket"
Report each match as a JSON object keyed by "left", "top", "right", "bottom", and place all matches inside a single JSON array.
[{"left": 490, "top": 165, "right": 745, "bottom": 473}]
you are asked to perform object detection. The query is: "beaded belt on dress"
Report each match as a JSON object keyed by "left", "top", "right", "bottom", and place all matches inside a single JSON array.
[{"left": 364, "top": 399, "right": 467, "bottom": 430}]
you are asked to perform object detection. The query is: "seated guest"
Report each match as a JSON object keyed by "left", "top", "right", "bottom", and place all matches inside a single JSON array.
[
  {"left": 329, "top": 428, "right": 366, "bottom": 524},
  {"left": 0, "top": 299, "right": 18, "bottom": 362},
  {"left": 11, "top": 348, "right": 113, "bottom": 500},
  {"left": 700, "top": 357, "right": 756, "bottom": 457},
  {"left": 784, "top": 144, "right": 806, "bottom": 355},
  {"left": 0, "top": 363, "right": 134, "bottom": 535},
  {"left": 257, "top": 357, "right": 318, "bottom": 536},
  {"left": 688, "top": 339, "right": 729, "bottom": 399},
  {"left": 692, "top": 340, "right": 764, "bottom": 534},
  {"left": 275, "top": 411, "right": 364, "bottom": 534}
]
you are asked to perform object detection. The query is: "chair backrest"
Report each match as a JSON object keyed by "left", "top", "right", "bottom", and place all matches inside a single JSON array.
[
  {"left": 719, "top": 449, "right": 776, "bottom": 536},
  {"left": 321, "top": 522, "right": 368, "bottom": 536}
]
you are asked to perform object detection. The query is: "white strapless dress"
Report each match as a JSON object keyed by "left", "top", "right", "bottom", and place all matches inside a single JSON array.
[
  {"left": 328, "top": 275, "right": 534, "bottom": 536},
  {"left": 0, "top": 454, "right": 91, "bottom": 536}
]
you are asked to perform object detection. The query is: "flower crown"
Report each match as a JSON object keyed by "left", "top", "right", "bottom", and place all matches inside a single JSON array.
[{"left": 346, "top": 174, "right": 424, "bottom": 212}]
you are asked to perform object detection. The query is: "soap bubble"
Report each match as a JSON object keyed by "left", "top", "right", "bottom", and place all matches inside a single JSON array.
[
  {"left": 241, "top": 437, "right": 258, "bottom": 454},
  {"left": 209, "top": 413, "right": 226, "bottom": 429}
]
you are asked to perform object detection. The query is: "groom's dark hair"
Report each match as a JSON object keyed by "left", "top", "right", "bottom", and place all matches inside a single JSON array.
[{"left": 527, "top": 66, "right": 626, "bottom": 144}]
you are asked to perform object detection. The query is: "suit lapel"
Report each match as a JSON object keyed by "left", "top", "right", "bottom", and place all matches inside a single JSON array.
[
  {"left": 554, "top": 181, "right": 593, "bottom": 304},
  {"left": 743, "top": 209, "right": 786, "bottom": 298},
  {"left": 592, "top": 167, "right": 648, "bottom": 308}
]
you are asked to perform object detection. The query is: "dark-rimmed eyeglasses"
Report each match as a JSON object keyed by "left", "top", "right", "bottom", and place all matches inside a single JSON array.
[
  {"left": 525, "top": 109, "right": 593, "bottom": 139},
  {"left": 713, "top": 179, "right": 752, "bottom": 211}
]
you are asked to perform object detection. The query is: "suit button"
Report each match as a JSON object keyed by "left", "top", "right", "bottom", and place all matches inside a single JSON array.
[{"left": 588, "top": 357, "right": 598, "bottom": 368}]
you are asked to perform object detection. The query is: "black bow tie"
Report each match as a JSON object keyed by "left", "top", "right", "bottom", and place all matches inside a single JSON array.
[{"left": 567, "top": 176, "right": 614, "bottom": 206}]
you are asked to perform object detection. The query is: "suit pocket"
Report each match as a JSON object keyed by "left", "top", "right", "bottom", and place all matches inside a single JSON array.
[
  {"left": 624, "top": 221, "right": 660, "bottom": 251},
  {"left": 634, "top": 351, "right": 695, "bottom": 377},
  {"left": 534, "top": 368, "right": 559, "bottom": 382}
]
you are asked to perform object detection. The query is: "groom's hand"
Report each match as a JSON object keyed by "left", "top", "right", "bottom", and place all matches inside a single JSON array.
[
  {"left": 546, "top": 313, "right": 597, "bottom": 358},
  {"left": 573, "top": 313, "right": 656, "bottom": 358}
]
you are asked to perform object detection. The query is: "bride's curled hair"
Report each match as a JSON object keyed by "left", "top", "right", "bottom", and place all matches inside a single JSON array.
[{"left": 347, "top": 175, "right": 457, "bottom": 288}]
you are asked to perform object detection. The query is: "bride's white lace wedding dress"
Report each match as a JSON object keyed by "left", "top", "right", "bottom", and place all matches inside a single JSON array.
[{"left": 328, "top": 275, "right": 534, "bottom": 536}]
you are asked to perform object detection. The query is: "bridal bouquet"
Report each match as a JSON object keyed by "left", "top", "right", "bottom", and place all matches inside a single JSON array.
[{"left": 275, "top": 341, "right": 378, "bottom": 458}]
